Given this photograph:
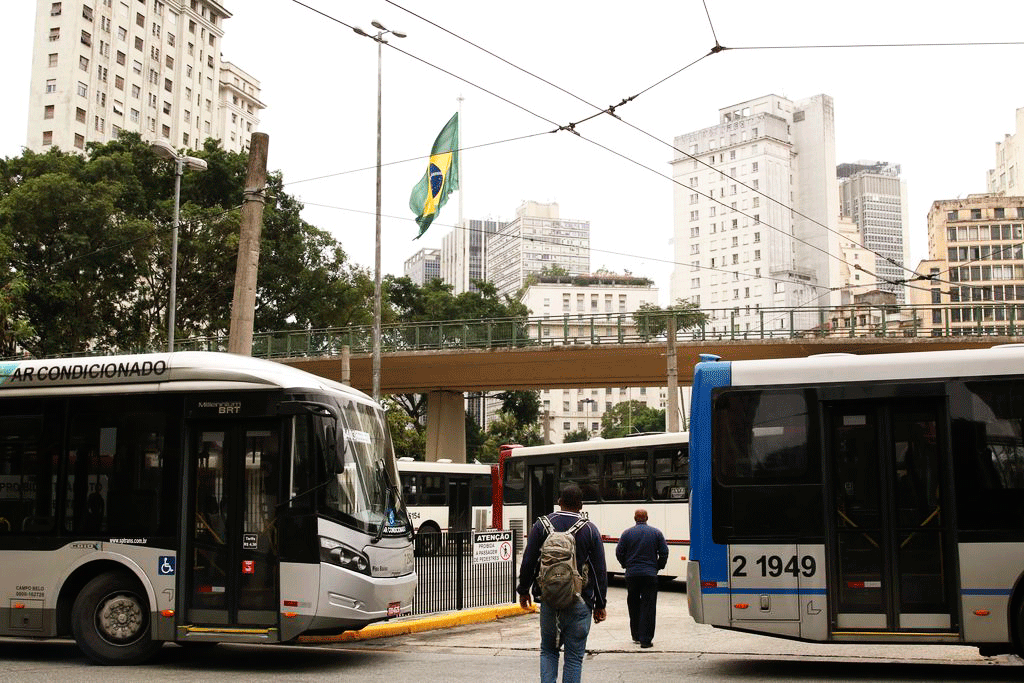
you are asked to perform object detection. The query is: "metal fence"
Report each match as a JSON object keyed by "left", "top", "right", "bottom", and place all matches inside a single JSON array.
[{"left": 411, "top": 531, "right": 519, "bottom": 616}]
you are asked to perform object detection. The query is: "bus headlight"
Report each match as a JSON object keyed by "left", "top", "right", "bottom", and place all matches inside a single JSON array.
[{"left": 319, "top": 537, "right": 371, "bottom": 575}]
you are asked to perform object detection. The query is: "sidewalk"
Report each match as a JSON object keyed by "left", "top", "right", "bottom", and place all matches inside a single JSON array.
[{"left": 303, "top": 582, "right": 1011, "bottom": 665}]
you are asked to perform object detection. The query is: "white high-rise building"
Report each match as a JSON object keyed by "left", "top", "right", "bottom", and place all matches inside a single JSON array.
[
  {"left": 518, "top": 273, "right": 666, "bottom": 443},
  {"left": 441, "top": 218, "right": 503, "bottom": 294},
  {"left": 403, "top": 248, "right": 441, "bottom": 286},
  {"left": 27, "top": 0, "right": 263, "bottom": 154},
  {"left": 670, "top": 94, "right": 842, "bottom": 335},
  {"left": 837, "top": 160, "right": 911, "bottom": 303},
  {"left": 987, "top": 106, "right": 1024, "bottom": 195},
  {"left": 487, "top": 201, "right": 590, "bottom": 299}
]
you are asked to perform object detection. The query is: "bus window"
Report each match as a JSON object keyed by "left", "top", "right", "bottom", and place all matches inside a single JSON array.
[
  {"left": 952, "top": 379, "right": 1024, "bottom": 534},
  {"left": 652, "top": 447, "right": 688, "bottom": 501},
  {"left": 603, "top": 452, "right": 647, "bottom": 501},
  {"left": 65, "top": 396, "right": 171, "bottom": 537},
  {"left": 0, "top": 414, "right": 56, "bottom": 534},
  {"left": 503, "top": 459, "right": 526, "bottom": 505},
  {"left": 714, "top": 389, "right": 815, "bottom": 483},
  {"left": 470, "top": 474, "right": 492, "bottom": 507},
  {"left": 711, "top": 388, "right": 823, "bottom": 541},
  {"left": 560, "top": 455, "right": 599, "bottom": 501},
  {"left": 403, "top": 473, "right": 419, "bottom": 506},
  {"left": 419, "top": 474, "right": 445, "bottom": 506}
]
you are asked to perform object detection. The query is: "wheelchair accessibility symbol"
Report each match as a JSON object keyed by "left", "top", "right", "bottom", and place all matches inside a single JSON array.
[{"left": 159, "top": 556, "right": 176, "bottom": 576}]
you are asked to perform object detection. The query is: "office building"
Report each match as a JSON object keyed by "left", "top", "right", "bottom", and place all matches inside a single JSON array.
[
  {"left": 441, "top": 218, "right": 503, "bottom": 294},
  {"left": 403, "top": 248, "right": 441, "bottom": 286},
  {"left": 519, "top": 272, "right": 675, "bottom": 444},
  {"left": 487, "top": 201, "right": 590, "bottom": 299},
  {"left": 670, "top": 94, "right": 842, "bottom": 335},
  {"left": 987, "top": 106, "right": 1024, "bottom": 195},
  {"left": 837, "top": 160, "right": 911, "bottom": 303},
  {"left": 910, "top": 195, "right": 1024, "bottom": 335},
  {"left": 27, "top": 0, "right": 263, "bottom": 154}
]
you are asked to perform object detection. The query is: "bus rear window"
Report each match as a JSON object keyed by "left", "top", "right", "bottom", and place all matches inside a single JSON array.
[{"left": 713, "top": 388, "right": 815, "bottom": 484}]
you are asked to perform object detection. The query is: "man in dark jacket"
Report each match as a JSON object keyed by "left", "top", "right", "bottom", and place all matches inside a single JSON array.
[
  {"left": 518, "top": 483, "right": 607, "bottom": 683},
  {"left": 615, "top": 508, "right": 668, "bottom": 648}
]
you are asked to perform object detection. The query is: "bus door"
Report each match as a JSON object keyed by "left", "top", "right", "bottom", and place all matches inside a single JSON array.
[
  {"left": 526, "top": 463, "right": 556, "bottom": 527},
  {"left": 826, "top": 399, "right": 956, "bottom": 634},
  {"left": 448, "top": 476, "right": 471, "bottom": 532},
  {"left": 187, "top": 420, "right": 281, "bottom": 628}
]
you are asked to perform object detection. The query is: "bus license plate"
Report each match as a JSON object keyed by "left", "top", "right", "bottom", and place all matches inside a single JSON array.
[{"left": 388, "top": 602, "right": 401, "bottom": 617}]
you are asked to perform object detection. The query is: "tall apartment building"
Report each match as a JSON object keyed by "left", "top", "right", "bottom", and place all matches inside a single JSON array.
[
  {"left": 837, "top": 160, "right": 911, "bottom": 303},
  {"left": 487, "top": 201, "right": 590, "bottom": 299},
  {"left": 987, "top": 106, "right": 1024, "bottom": 195},
  {"left": 910, "top": 195, "right": 1024, "bottom": 335},
  {"left": 27, "top": 0, "right": 263, "bottom": 155},
  {"left": 403, "top": 248, "right": 441, "bottom": 286},
  {"left": 518, "top": 274, "right": 665, "bottom": 444},
  {"left": 441, "top": 218, "right": 503, "bottom": 294},
  {"left": 670, "top": 94, "right": 842, "bottom": 335}
]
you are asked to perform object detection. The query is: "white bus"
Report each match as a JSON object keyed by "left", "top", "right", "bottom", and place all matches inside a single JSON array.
[
  {"left": 500, "top": 433, "right": 690, "bottom": 580},
  {"left": 397, "top": 459, "right": 497, "bottom": 555},
  {"left": 0, "top": 352, "right": 415, "bottom": 664},
  {"left": 687, "top": 347, "right": 1024, "bottom": 657}
]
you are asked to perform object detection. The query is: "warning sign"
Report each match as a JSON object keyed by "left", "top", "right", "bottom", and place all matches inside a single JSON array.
[{"left": 472, "top": 530, "right": 513, "bottom": 565}]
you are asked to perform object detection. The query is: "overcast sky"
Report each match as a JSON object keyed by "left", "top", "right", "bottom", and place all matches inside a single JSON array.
[{"left": 3, "top": 1, "right": 1024, "bottom": 306}]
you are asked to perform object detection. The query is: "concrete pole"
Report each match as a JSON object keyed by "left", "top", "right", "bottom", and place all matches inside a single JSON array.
[
  {"left": 340, "top": 345, "right": 351, "bottom": 385},
  {"left": 666, "top": 315, "right": 680, "bottom": 432},
  {"left": 228, "top": 132, "right": 270, "bottom": 355}
]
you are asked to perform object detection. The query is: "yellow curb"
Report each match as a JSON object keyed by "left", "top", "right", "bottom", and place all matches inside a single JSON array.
[{"left": 297, "top": 604, "right": 538, "bottom": 644}]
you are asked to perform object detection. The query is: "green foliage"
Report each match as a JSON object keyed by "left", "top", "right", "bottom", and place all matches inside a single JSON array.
[
  {"left": 476, "top": 411, "right": 542, "bottom": 462},
  {"left": 600, "top": 400, "right": 665, "bottom": 438},
  {"left": 0, "top": 133, "right": 371, "bottom": 356},
  {"left": 633, "top": 298, "right": 708, "bottom": 341},
  {"left": 494, "top": 390, "right": 541, "bottom": 426},
  {"left": 562, "top": 427, "right": 591, "bottom": 443},
  {"left": 383, "top": 397, "right": 426, "bottom": 460}
]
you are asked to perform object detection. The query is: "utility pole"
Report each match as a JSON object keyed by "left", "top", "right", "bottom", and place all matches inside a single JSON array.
[
  {"left": 228, "top": 132, "right": 270, "bottom": 356},
  {"left": 666, "top": 314, "right": 680, "bottom": 432}
]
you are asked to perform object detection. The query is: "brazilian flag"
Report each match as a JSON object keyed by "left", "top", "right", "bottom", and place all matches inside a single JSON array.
[{"left": 409, "top": 112, "right": 459, "bottom": 239}]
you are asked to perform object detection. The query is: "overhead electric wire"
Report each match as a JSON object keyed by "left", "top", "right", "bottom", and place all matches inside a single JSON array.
[{"left": 289, "top": 0, "right": 1006, "bottom": 297}]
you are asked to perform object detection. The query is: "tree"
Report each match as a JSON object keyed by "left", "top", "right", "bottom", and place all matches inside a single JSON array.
[
  {"left": 383, "top": 397, "right": 425, "bottom": 460},
  {"left": 476, "top": 411, "right": 542, "bottom": 462},
  {"left": 633, "top": 298, "right": 709, "bottom": 341},
  {"left": 600, "top": 400, "right": 665, "bottom": 438},
  {"left": 563, "top": 427, "right": 591, "bottom": 443},
  {"left": 0, "top": 134, "right": 374, "bottom": 356},
  {"left": 494, "top": 390, "right": 541, "bottom": 426}
]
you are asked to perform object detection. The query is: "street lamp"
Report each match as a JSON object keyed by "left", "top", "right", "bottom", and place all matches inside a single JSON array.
[
  {"left": 353, "top": 20, "right": 406, "bottom": 402},
  {"left": 150, "top": 139, "right": 207, "bottom": 352}
]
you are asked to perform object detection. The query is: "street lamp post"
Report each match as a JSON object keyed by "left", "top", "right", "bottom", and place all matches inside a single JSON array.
[
  {"left": 354, "top": 21, "right": 406, "bottom": 402},
  {"left": 150, "top": 139, "right": 207, "bottom": 352}
]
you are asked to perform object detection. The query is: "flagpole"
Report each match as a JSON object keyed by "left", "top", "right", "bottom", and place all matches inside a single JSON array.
[{"left": 457, "top": 95, "right": 466, "bottom": 292}]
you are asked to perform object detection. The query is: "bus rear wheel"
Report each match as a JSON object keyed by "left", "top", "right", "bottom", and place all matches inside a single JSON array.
[{"left": 71, "top": 571, "right": 161, "bottom": 665}]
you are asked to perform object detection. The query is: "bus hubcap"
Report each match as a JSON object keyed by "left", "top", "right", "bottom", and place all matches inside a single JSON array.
[{"left": 98, "top": 594, "right": 144, "bottom": 643}]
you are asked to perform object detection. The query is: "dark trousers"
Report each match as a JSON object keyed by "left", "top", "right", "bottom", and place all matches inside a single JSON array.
[{"left": 625, "top": 574, "right": 659, "bottom": 645}]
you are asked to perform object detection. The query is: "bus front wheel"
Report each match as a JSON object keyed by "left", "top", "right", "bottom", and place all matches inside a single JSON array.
[{"left": 71, "top": 571, "right": 162, "bottom": 665}]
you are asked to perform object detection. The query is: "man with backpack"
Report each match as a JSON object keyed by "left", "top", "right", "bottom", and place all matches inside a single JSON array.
[{"left": 518, "top": 483, "right": 607, "bottom": 683}]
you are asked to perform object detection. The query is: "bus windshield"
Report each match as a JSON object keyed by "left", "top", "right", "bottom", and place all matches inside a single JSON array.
[{"left": 319, "top": 398, "right": 410, "bottom": 537}]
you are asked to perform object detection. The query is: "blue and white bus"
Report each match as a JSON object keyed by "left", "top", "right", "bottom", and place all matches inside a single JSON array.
[
  {"left": 0, "top": 352, "right": 415, "bottom": 664},
  {"left": 687, "top": 347, "right": 1024, "bottom": 657}
]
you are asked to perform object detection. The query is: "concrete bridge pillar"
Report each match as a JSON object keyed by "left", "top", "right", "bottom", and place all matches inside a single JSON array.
[{"left": 425, "top": 390, "right": 466, "bottom": 462}]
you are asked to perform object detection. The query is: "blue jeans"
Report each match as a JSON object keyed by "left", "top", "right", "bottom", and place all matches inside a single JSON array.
[{"left": 539, "top": 599, "right": 592, "bottom": 683}]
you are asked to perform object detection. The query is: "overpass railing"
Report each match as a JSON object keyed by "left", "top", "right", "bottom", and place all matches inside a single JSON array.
[{"left": 171, "top": 303, "right": 1024, "bottom": 359}]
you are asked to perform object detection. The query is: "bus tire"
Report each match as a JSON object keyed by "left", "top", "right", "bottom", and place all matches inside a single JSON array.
[
  {"left": 1017, "top": 600, "right": 1024, "bottom": 658},
  {"left": 416, "top": 523, "right": 442, "bottom": 556},
  {"left": 71, "top": 571, "right": 161, "bottom": 665}
]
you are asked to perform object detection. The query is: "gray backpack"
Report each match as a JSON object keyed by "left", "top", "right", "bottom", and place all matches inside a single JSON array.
[{"left": 536, "top": 514, "right": 590, "bottom": 609}]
